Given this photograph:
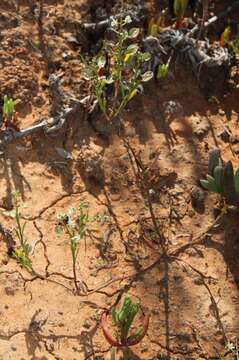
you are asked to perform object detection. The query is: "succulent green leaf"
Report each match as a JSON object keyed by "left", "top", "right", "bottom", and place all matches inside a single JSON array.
[
  {"left": 222, "top": 161, "right": 239, "bottom": 206},
  {"left": 118, "top": 297, "right": 132, "bottom": 322},
  {"left": 213, "top": 166, "right": 223, "bottom": 194},
  {"left": 200, "top": 177, "right": 218, "bottom": 193},
  {"left": 156, "top": 64, "right": 169, "bottom": 80},
  {"left": 111, "top": 306, "right": 118, "bottom": 325},
  {"left": 208, "top": 149, "right": 220, "bottom": 177}
]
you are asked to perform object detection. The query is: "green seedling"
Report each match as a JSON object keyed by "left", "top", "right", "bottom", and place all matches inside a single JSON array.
[
  {"left": 56, "top": 202, "right": 89, "bottom": 294},
  {"left": 2, "top": 95, "right": 19, "bottom": 122},
  {"left": 156, "top": 63, "right": 169, "bottom": 80},
  {"left": 101, "top": 296, "right": 150, "bottom": 347},
  {"left": 82, "top": 15, "right": 153, "bottom": 119},
  {"left": 112, "top": 297, "right": 140, "bottom": 343},
  {"left": 200, "top": 149, "right": 239, "bottom": 206},
  {"left": 4, "top": 191, "right": 35, "bottom": 276}
]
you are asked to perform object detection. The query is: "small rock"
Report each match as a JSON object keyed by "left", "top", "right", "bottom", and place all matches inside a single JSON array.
[{"left": 5, "top": 287, "right": 15, "bottom": 296}]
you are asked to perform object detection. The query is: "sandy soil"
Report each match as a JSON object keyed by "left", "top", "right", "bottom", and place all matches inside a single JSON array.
[{"left": 0, "top": 1, "right": 239, "bottom": 359}]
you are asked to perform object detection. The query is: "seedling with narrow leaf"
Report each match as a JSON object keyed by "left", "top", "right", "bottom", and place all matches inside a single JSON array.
[
  {"left": 4, "top": 191, "right": 35, "bottom": 276},
  {"left": 101, "top": 296, "right": 150, "bottom": 347}
]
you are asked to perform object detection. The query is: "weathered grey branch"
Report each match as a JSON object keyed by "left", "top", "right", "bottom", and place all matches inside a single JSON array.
[{"left": 0, "top": 97, "right": 89, "bottom": 150}]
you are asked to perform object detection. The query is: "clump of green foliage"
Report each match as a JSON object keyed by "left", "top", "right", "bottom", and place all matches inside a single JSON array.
[
  {"left": 56, "top": 202, "right": 89, "bottom": 294},
  {"left": 200, "top": 149, "right": 239, "bottom": 206},
  {"left": 82, "top": 15, "right": 153, "bottom": 119}
]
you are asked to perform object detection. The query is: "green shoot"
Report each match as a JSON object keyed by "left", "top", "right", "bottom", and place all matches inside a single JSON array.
[
  {"left": 156, "top": 63, "right": 169, "bottom": 80},
  {"left": 2, "top": 95, "right": 19, "bottom": 122},
  {"left": 111, "top": 296, "right": 142, "bottom": 344}
]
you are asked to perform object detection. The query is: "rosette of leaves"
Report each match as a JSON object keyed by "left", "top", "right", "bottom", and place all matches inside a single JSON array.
[
  {"left": 200, "top": 149, "right": 239, "bottom": 206},
  {"left": 82, "top": 15, "right": 153, "bottom": 119},
  {"left": 101, "top": 296, "right": 150, "bottom": 347}
]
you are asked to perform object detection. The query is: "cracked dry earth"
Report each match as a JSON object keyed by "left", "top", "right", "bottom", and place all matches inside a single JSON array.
[{"left": 0, "top": 0, "right": 239, "bottom": 359}]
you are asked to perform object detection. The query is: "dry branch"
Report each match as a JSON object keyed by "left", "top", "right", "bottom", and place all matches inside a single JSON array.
[{"left": 0, "top": 97, "right": 89, "bottom": 151}]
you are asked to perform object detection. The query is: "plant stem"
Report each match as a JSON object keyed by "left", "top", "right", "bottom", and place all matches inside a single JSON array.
[
  {"left": 72, "top": 255, "right": 79, "bottom": 294},
  {"left": 15, "top": 206, "right": 24, "bottom": 246}
]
